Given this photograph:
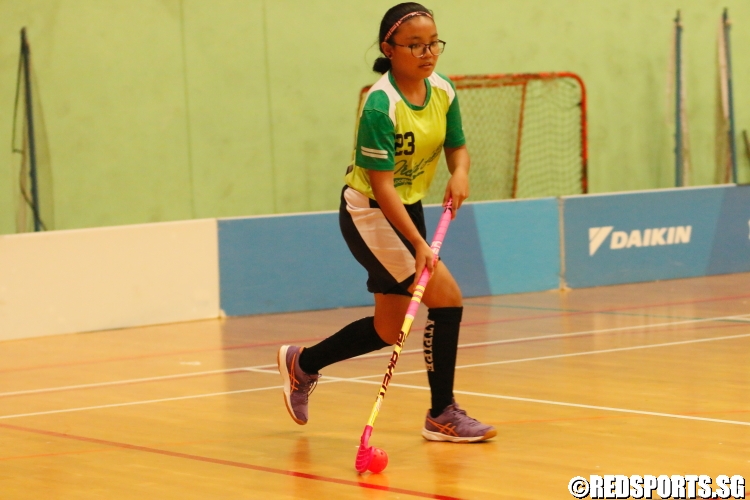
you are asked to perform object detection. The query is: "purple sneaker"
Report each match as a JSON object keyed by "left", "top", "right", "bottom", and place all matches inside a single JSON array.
[
  {"left": 277, "top": 345, "right": 320, "bottom": 425},
  {"left": 422, "top": 401, "right": 496, "bottom": 442}
]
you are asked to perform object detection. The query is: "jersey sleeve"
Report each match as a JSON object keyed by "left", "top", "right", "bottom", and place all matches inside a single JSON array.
[
  {"left": 444, "top": 91, "right": 466, "bottom": 149},
  {"left": 355, "top": 89, "right": 397, "bottom": 171},
  {"left": 355, "top": 109, "right": 395, "bottom": 170}
]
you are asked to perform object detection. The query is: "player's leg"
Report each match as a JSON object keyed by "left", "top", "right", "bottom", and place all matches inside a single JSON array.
[
  {"left": 421, "top": 261, "right": 462, "bottom": 414},
  {"left": 278, "top": 186, "right": 415, "bottom": 425},
  {"left": 278, "top": 314, "right": 390, "bottom": 425},
  {"left": 420, "top": 262, "right": 496, "bottom": 442},
  {"left": 300, "top": 185, "right": 420, "bottom": 361},
  {"left": 373, "top": 292, "right": 411, "bottom": 344}
]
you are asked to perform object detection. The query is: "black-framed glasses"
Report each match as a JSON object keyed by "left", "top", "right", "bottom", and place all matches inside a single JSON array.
[{"left": 390, "top": 40, "right": 446, "bottom": 58}]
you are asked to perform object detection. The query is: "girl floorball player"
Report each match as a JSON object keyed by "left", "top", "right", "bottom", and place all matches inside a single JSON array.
[{"left": 278, "top": 2, "right": 496, "bottom": 443}]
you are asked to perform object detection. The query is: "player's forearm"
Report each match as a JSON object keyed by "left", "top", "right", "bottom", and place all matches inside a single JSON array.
[
  {"left": 443, "top": 145, "right": 471, "bottom": 212},
  {"left": 445, "top": 145, "right": 470, "bottom": 176}
]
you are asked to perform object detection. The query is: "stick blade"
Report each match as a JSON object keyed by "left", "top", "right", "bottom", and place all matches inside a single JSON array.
[
  {"left": 355, "top": 444, "right": 373, "bottom": 473},
  {"left": 355, "top": 425, "right": 374, "bottom": 473}
]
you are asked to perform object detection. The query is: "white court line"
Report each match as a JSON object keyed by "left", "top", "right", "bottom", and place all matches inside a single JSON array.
[
  {"left": 324, "top": 377, "right": 750, "bottom": 428},
  {"left": 248, "top": 312, "right": 750, "bottom": 370},
  {"left": 245, "top": 368, "right": 280, "bottom": 375},
  {"left": 355, "top": 313, "right": 750, "bottom": 359},
  {"left": 0, "top": 367, "right": 281, "bottom": 398},
  {"left": 2, "top": 332, "right": 749, "bottom": 422},
  {"left": 390, "top": 332, "right": 750, "bottom": 376},
  {"left": 5, "top": 312, "right": 750, "bottom": 399},
  {"left": 0, "top": 385, "right": 283, "bottom": 421},
  {"left": 0, "top": 368, "right": 250, "bottom": 398}
]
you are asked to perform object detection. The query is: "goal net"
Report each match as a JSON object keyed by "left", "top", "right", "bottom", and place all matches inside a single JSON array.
[
  {"left": 358, "top": 72, "right": 587, "bottom": 203},
  {"left": 715, "top": 9, "right": 737, "bottom": 184},
  {"left": 12, "top": 28, "right": 54, "bottom": 232}
]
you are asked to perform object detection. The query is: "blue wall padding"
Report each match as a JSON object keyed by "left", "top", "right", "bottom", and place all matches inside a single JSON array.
[
  {"left": 219, "top": 186, "right": 750, "bottom": 317},
  {"left": 562, "top": 186, "right": 734, "bottom": 288},
  {"left": 473, "top": 199, "right": 561, "bottom": 294},
  {"left": 707, "top": 184, "right": 750, "bottom": 275},
  {"left": 219, "top": 198, "right": 562, "bottom": 316},
  {"left": 424, "top": 204, "right": 491, "bottom": 297},
  {"left": 218, "top": 214, "right": 372, "bottom": 316}
]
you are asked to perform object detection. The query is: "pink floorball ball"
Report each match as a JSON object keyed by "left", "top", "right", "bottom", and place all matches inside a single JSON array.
[{"left": 367, "top": 447, "right": 389, "bottom": 473}]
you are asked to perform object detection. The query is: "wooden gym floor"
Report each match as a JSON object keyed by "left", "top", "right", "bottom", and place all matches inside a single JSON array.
[{"left": 1, "top": 273, "right": 749, "bottom": 499}]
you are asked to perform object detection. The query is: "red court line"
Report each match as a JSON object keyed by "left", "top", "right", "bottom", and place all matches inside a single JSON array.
[
  {"left": 0, "top": 336, "right": 327, "bottom": 375},
  {"left": 0, "top": 437, "right": 265, "bottom": 462},
  {"left": 0, "top": 423, "right": 464, "bottom": 500},
  {"left": 458, "top": 318, "right": 750, "bottom": 348},
  {"left": 4, "top": 291, "right": 750, "bottom": 375},
  {"left": 459, "top": 292, "right": 750, "bottom": 329}
]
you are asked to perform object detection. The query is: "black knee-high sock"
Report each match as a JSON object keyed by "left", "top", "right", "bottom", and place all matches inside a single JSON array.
[
  {"left": 298, "top": 317, "right": 389, "bottom": 375},
  {"left": 424, "top": 307, "right": 462, "bottom": 418}
]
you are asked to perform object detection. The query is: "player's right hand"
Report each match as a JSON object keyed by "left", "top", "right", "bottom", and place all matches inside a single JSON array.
[{"left": 414, "top": 240, "right": 436, "bottom": 282}]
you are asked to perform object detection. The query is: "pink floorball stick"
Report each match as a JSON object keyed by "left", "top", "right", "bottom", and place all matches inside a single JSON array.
[{"left": 355, "top": 199, "right": 454, "bottom": 473}]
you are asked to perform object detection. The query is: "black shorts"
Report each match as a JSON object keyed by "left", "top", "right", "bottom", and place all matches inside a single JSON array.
[{"left": 339, "top": 186, "right": 427, "bottom": 296}]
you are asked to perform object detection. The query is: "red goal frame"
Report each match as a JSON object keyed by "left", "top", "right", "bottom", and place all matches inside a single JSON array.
[{"left": 359, "top": 71, "right": 588, "bottom": 198}]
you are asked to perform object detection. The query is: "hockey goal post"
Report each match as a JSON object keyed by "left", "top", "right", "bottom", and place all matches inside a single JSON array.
[{"left": 357, "top": 72, "right": 588, "bottom": 203}]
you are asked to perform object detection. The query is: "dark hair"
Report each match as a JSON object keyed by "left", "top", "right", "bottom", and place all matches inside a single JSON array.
[{"left": 372, "top": 2, "right": 433, "bottom": 74}]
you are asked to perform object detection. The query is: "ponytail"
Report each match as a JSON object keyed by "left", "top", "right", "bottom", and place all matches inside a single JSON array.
[{"left": 372, "top": 56, "right": 392, "bottom": 74}]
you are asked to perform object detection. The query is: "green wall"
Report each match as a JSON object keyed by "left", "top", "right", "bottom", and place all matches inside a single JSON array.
[{"left": 1, "top": 0, "right": 749, "bottom": 234}]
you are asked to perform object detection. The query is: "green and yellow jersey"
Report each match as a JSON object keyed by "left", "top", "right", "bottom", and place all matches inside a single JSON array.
[{"left": 345, "top": 71, "right": 465, "bottom": 205}]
